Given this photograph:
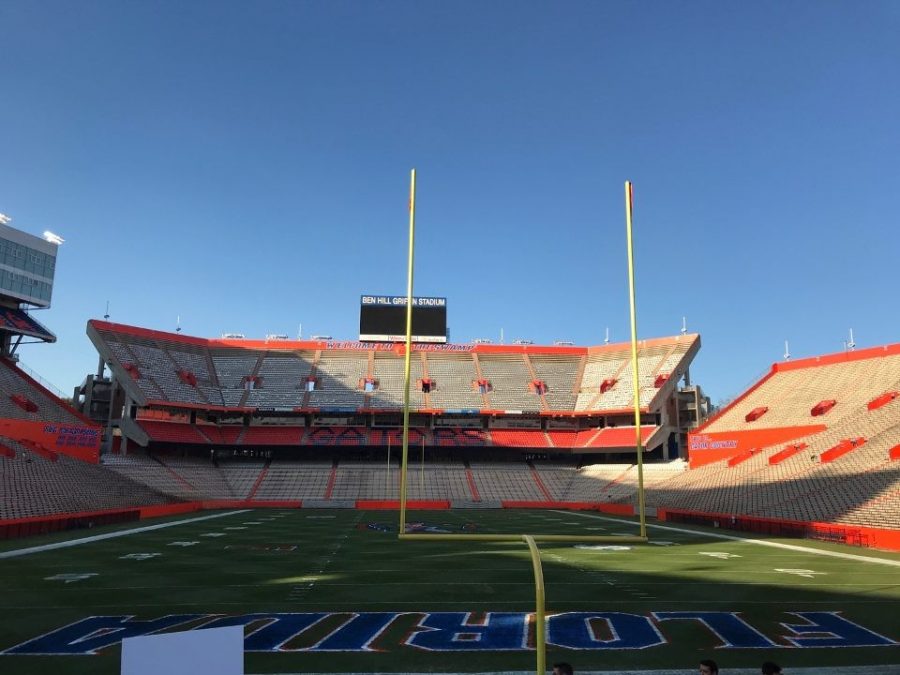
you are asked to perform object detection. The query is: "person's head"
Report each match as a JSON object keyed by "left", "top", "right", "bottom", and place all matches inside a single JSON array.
[
  {"left": 761, "top": 661, "right": 782, "bottom": 675},
  {"left": 699, "top": 660, "right": 719, "bottom": 675},
  {"left": 552, "top": 662, "right": 573, "bottom": 675}
]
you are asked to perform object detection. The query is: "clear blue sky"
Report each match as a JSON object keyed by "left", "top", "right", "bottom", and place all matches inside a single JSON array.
[{"left": 2, "top": 1, "right": 899, "bottom": 404}]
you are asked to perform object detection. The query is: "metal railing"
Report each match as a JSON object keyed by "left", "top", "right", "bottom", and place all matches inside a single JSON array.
[{"left": 15, "top": 359, "right": 69, "bottom": 400}]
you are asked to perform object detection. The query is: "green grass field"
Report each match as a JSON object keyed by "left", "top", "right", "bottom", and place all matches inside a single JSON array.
[{"left": 1, "top": 508, "right": 898, "bottom": 674}]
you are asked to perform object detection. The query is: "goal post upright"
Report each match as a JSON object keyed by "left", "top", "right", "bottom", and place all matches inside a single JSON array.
[
  {"left": 625, "top": 180, "right": 648, "bottom": 539},
  {"left": 399, "top": 168, "right": 416, "bottom": 536}
]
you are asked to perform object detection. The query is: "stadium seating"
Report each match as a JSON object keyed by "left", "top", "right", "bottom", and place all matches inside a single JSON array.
[
  {"left": 211, "top": 349, "right": 260, "bottom": 407},
  {"left": 244, "top": 353, "right": 313, "bottom": 408},
  {"left": 220, "top": 460, "right": 266, "bottom": 499},
  {"left": 0, "top": 358, "right": 85, "bottom": 425},
  {"left": 306, "top": 352, "right": 367, "bottom": 408},
  {"left": 2, "top": 441, "right": 174, "bottom": 519},
  {"left": 101, "top": 451, "right": 200, "bottom": 500},
  {"left": 468, "top": 460, "right": 546, "bottom": 501},
  {"left": 477, "top": 355, "right": 543, "bottom": 409},
  {"left": 422, "top": 353, "right": 485, "bottom": 409},
  {"left": 160, "top": 455, "right": 234, "bottom": 499},
  {"left": 88, "top": 322, "right": 700, "bottom": 417},
  {"left": 489, "top": 429, "right": 550, "bottom": 447},
  {"left": 368, "top": 352, "right": 427, "bottom": 409},
  {"left": 530, "top": 355, "right": 580, "bottom": 410},
  {"left": 251, "top": 460, "right": 333, "bottom": 500},
  {"left": 702, "top": 352, "right": 900, "bottom": 433}
]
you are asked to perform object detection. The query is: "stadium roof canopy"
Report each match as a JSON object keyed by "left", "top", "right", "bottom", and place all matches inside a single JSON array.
[{"left": 0, "top": 306, "right": 56, "bottom": 343}]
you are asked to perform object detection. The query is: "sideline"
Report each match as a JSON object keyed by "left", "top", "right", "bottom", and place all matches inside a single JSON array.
[
  {"left": 558, "top": 511, "right": 900, "bottom": 568},
  {"left": 0, "top": 509, "right": 251, "bottom": 560}
]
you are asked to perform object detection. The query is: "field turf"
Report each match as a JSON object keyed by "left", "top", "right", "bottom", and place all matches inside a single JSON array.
[{"left": 1, "top": 508, "right": 898, "bottom": 674}]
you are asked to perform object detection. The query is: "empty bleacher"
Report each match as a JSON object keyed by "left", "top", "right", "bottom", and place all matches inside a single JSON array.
[
  {"left": 703, "top": 352, "right": 900, "bottom": 433},
  {"left": 0, "top": 359, "right": 86, "bottom": 425},
  {"left": 244, "top": 352, "right": 313, "bottom": 408},
  {"left": 530, "top": 355, "right": 580, "bottom": 410},
  {"left": 88, "top": 322, "right": 701, "bottom": 417},
  {"left": 469, "top": 460, "right": 546, "bottom": 501},
  {"left": 251, "top": 460, "right": 332, "bottom": 500},
  {"left": 220, "top": 461, "right": 266, "bottom": 499},
  {"left": 489, "top": 428, "right": 550, "bottom": 447},
  {"left": 211, "top": 350, "right": 260, "bottom": 407},
  {"left": 477, "top": 355, "right": 542, "bottom": 409},
  {"left": 424, "top": 354, "right": 484, "bottom": 409},
  {"left": 368, "top": 352, "right": 427, "bottom": 409},
  {"left": 306, "top": 352, "right": 367, "bottom": 408},
  {"left": 2, "top": 442, "right": 175, "bottom": 519}
]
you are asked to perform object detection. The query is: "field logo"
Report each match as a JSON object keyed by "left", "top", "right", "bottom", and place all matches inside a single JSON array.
[{"left": 3, "top": 611, "right": 895, "bottom": 656}]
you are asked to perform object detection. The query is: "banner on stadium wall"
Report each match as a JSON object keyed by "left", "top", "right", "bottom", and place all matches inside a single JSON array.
[
  {"left": 434, "top": 417, "right": 483, "bottom": 428},
  {"left": 0, "top": 418, "right": 100, "bottom": 462},
  {"left": 490, "top": 418, "right": 542, "bottom": 429},
  {"left": 4, "top": 610, "right": 895, "bottom": 655},
  {"left": 687, "top": 425, "right": 825, "bottom": 468}
]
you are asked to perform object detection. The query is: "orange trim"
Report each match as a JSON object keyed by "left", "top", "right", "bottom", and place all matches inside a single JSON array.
[
  {"left": 528, "top": 464, "right": 553, "bottom": 501},
  {"left": 768, "top": 442, "right": 808, "bottom": 465},
  {"left": 868, "top": 391, "right": 899, "bottom": 411},
  {"left": 820, "top": 438, "right": 866, "bottom": 463},
  {"left": 157, "top": 460, "right": 196, "bottom": 491},
  {"left": 138, "top": 502, "right": 200, "bottom": 519},
  {"left": 465, "top": 464, "right": 480, "bottom": 501},
  {"left": 201, "top": 500, "right": 300, "bottom": 509},
  {"left": 247, "top": 464, "right": 270, "bottom": 500},
  {"left": 659, "top": 508, "right": 900, "bottom": 552},
  {"left": 726, "top": 448, "right": 760, "bottom": 468},
  {"left": 774, "top": 341, "right": 900, "bottom": 372},
  {"left": 324, "top": 462, "right": 338, "bottom": 500}
]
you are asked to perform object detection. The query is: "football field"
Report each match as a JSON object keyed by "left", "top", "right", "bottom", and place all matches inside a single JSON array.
[{"left": 1, "top": 508, "right": 898, "bottom": 674}]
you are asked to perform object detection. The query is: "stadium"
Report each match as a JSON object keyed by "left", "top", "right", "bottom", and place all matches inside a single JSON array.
[
  {"left": 3, "top": 4, "right": 900, "bottom": 673},
  {"left": 0, "top": 204, "right": 898, "bottom": 675}
]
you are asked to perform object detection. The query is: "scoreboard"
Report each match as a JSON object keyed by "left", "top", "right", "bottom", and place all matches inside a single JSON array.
[{"left": 359, "top": 295, "right": 447, "bottom": 343}]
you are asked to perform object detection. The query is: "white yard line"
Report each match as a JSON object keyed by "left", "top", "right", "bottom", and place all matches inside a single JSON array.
[
  {"left": 558, "top": 511, "right": 900, "bottom": 568},
  {"left": 0, "top": 510, "right": 251, "bottom": 560}
]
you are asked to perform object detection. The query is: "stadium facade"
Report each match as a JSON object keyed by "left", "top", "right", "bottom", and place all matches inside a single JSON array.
[{"left": 81, "top": 320, "right": 705, "bottom": 461}]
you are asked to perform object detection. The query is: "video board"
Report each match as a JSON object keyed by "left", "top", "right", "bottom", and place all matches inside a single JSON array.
[{"left": 359, "top": 295, "right": 447, "bottom": 343}]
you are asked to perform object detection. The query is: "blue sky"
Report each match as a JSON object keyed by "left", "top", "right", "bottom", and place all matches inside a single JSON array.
[{"left": 2, "top": 1, "right": 899, "bottom": 404}]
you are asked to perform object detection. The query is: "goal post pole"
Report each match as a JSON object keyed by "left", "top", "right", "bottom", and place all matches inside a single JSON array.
[
  {"left": 399, "top": 168, "right": 416, "bottom": 536},
  {"left": 625, "top": 180, "right": 647, "bottom": 539}
]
